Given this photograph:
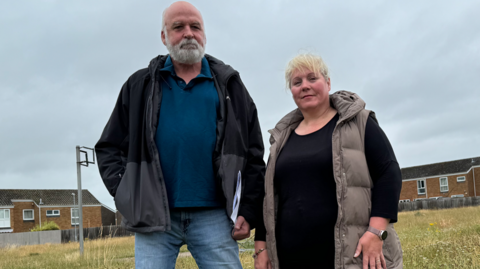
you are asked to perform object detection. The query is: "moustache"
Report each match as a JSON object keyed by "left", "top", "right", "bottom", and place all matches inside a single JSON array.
[{"left": 179, "top": 39, "right": 200, "bottom": 49}]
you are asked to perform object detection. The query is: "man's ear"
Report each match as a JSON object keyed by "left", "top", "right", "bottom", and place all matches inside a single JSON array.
[{"left": 161, "top": 30, "right": 167, "bottom": 46}]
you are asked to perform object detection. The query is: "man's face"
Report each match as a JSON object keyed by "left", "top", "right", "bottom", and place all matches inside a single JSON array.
[{"left": 162, "top": 3, "right": 206, "bottom": 64}]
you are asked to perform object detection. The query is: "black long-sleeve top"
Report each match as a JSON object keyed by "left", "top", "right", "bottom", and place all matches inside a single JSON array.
[{"left": 255, "top": 113, "right": 402, "bottom": 246}]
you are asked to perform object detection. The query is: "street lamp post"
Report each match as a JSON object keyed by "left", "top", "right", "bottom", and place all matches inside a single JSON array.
[
  {"left": 75, "top": 146, "right": 95, "bottom": 256},
  {"left": 72, "top": 193, "right": 77, "bottom": 242}
]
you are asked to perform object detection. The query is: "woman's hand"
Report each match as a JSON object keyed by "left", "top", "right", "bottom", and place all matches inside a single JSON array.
[
  {"left": 254, "top": 241, "right": 272, "bottom": 269},
  {"left": 354, "top": 231, "right": 386, "bottom": 269}
]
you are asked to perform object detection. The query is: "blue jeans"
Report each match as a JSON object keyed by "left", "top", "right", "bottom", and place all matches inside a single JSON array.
[{"left": 135, "top": 208, "right": 242, "bottom": 269}]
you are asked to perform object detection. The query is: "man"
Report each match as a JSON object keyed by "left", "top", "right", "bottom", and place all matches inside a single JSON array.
[{"left": 95, "top": 1, "right": 265, "bottom": 268}]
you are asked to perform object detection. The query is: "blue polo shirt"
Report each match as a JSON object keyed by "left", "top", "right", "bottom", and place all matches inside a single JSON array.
[{"left": 156, "top": 56, "right": 221, "bottom": 208}]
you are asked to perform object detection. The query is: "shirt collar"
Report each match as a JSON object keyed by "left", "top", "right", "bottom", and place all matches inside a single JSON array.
[{"left": 159, "top": 55, "right": 212, "bottom": 79}]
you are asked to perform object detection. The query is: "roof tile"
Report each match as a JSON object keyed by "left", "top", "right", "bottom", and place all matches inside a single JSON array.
[
  {"left": 401, "top": 157, "right": 480, "bottom": 180},
  {"left": 0, "top": 189, "right": 100, "bottom": 206}
]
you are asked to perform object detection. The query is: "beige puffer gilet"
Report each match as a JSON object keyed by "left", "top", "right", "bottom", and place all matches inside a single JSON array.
[{"left": 263, "top": 91, "right": 403, "bottom": 269}]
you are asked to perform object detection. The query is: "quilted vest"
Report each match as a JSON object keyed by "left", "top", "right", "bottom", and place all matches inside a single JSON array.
[{"left": 263, "top": 91, "right": 403, "bottom": 269}]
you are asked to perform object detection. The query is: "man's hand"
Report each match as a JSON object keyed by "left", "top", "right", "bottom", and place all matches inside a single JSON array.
[
  {"left": 254, "top": 241, "right": 272, "bottom": 269},
  {"left": 354, "top": 231, "right": 386, "bottom": 269},
  {"left": 232, "top": 216, "right": 250, "bottom": 240}
]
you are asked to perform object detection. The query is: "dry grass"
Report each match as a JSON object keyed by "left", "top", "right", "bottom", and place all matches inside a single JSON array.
[
  {"left": 3, "top": 206, "right": 480, "bottom": 268},
  {"left": 0, "top": 236, "right": 135, "bottom": 269},
  {"left": 0, "top": 235, "right": 255, "bottom": 269},
  {"left": 396, "top": 206, "right": 480, "bottom": 268}
]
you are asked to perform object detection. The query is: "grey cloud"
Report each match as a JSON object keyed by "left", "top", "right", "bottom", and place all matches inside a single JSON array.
[{"left": 1, "top": 0, "right": 479, "bottom": 208}]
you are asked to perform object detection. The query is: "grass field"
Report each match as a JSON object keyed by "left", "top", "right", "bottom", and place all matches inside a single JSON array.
[{"left": 2, "top": 206, "right": 480, "bottom": 268}]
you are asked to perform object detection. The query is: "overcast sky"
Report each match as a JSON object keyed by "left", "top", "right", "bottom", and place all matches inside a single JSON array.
[{"left": 1, "top": 0, "right": 479, "bottom": 209}]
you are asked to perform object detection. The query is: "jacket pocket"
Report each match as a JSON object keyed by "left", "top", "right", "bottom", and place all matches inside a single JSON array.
[
  {"left": 115, "top": 161, "right": 169, "bottom": 231},
  {"left": 114, "top": 171, "right": 128, "bottom": 215},
  {"left": 114, "top": 168, "right": 126, "bottom": 201}
]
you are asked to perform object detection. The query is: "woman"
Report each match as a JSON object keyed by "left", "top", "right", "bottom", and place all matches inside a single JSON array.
[{"left": 254, "top": 53, "right": 403, "bottom": 269}]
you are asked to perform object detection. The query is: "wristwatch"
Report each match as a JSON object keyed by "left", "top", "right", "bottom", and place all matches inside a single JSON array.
[
  {"left": 252, "top": 248, "right": 266, "bottom": 259},
  {"left": 367, "top": 226, "right": 388, "bottom": 241}
]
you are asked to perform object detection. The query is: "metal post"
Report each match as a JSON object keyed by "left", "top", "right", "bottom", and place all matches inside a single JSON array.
[
  {"left": 75, "top": 146, "right": 84, "bottom": 255},
  {"left": 74, "top": 145, "right": 95, "bottom": 256},
  {"left": 72, "top": 193, "right": 77, "bottom": 242}
]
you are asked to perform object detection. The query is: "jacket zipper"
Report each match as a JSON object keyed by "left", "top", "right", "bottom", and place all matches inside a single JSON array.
[{"left": 147, "top": 73, "right": 171, "bottom": 227}]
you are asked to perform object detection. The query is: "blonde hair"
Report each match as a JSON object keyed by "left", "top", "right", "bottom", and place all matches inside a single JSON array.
[{"left": 285, "top": 53, "right": 330, "bottom": 88}]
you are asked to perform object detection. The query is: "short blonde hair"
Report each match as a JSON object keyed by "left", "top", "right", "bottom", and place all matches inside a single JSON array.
[{"left": 285, "top": 53, "right": 330, "bottom": 88}]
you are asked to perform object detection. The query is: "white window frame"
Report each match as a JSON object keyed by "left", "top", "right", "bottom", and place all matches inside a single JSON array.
[
  {"left": 71, "top": 208, "right": 79, "bottom": 225},
  {"left": 414, "top": 198, "right": 427, "bottom": 201},
  {"left": 417, "top": 179, "right": 426, "bottom": 195},
  {"left": 457, "top": 176, "right": 466, "bottom": 182},
  {"left": 46, "top": 210, "right": 60, "bottom": 217},
  {"left": 23, "top": 209, "right": 34, "bottom": 221},
  {"left": 439, "top": 177, "right": 449, "bottom": 192},
  {"left": 429, "top": 196, "right": 442, "bottom": 200},
  {"left": 0, "top": 209, "right": 11, "bottom": 228},
  {"left": 451, "top": 194, "right": 464, "bottom": 198}
]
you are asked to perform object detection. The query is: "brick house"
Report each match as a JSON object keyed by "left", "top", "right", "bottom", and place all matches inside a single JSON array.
[
  {"left": 0, "top": 189, "right": 116, "bottom": 233},
  {"left": 400, "top": 157, "right": 480, "bottom": 202}
]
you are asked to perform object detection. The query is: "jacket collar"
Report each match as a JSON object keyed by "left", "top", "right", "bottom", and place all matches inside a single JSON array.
[{"left": 148, "top": 54, "right": 236, "bottom": 84}]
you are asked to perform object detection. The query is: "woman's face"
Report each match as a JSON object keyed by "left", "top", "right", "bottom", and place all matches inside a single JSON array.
[{"left": 290, "top": 69, "right": 331, "bottom": 112}]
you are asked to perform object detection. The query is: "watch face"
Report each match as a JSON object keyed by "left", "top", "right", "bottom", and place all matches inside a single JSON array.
[{"left": 381, "top": 231, "right": 388, "bottom": 240}]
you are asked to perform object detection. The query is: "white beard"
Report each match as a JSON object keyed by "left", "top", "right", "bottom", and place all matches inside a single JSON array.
[{"left": 165, "top": 35, "right": 205, "bottom": 64}]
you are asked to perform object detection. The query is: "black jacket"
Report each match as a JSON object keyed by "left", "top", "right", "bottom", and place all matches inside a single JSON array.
[{"left": 95, "top": 54, "right": 266, "bottom": 233}]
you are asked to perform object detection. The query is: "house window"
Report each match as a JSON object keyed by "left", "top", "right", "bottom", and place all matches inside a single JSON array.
[
  {"left": 0, "top": 209, "right": 10, "bottom": 228},
  {"left": 46, "top": 210, "right": 60, "bottom": 217},
  {"left": 457, "top": 176, "right": 466, "bottom": 182},
  {"left": 452, "top": 194, "right": 464, "bottom": 198},
  {"left": 417, "top": 180, "right": 426, "bottom": 194},
  {"left": 23, "top": 209, "right": 34, "bottom": 221},
  {"left": 71, "top": 208, "right": 79, "bottom": 225},
  {"left": 440, "top": 177, "right": 449, "bottom": 192}
]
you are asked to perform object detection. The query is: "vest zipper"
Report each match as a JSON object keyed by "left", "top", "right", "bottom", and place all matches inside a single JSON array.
[{"left": 337, "top": 121, "right": 345, "bottom": 268}]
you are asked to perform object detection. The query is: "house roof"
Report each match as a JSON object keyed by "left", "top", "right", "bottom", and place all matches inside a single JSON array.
[
  {"left": 0, "top": 189, "right": 101, "bottom": 206},
  {"left": 401, "top": 157, "right": 480, "bottom": 180}
]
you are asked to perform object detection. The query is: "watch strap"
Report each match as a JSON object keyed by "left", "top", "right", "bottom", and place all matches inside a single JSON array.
[{"left": 367, "top": 226, "right": 385, "bottom": 240}]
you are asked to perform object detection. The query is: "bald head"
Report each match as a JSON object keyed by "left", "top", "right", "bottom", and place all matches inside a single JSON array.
[{"left": 162, "top": 1, "right": 204, "bottom": 33}]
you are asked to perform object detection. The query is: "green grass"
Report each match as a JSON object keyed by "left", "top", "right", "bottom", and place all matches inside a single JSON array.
[{"left": 3, "top": 207, "right": 480, "bottom": 268}]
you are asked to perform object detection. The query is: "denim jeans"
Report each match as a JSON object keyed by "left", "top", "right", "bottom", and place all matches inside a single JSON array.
[{"left": 135, "top": 207, "right": 243, "bottom": 269}]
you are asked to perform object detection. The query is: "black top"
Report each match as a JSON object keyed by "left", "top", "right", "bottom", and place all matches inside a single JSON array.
[{"left": 255, "top": 114, "right": 402, "bottom": 268}]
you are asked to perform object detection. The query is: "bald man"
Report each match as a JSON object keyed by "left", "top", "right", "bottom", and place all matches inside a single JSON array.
[{"left": 95, "top": 2, "right": 265, "bottom": 268}]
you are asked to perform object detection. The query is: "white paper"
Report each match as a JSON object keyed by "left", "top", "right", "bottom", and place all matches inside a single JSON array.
[{"left": 230, "top": 171, "right": 242, "bottom": 224}]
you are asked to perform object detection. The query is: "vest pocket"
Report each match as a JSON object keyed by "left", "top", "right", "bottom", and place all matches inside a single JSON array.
[
  {"left": 382, "top": 227, "right": 402, "bottom": 267},
  {"left": 382, "top": 239, "right": 394, "bottom": 266}
]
